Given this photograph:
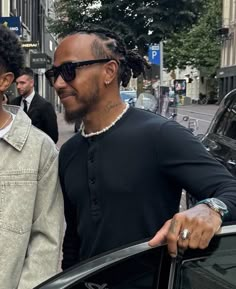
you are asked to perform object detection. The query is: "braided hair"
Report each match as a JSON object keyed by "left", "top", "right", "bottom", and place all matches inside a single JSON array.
[
  {"left": 70, "top": 27, "right": 150, "bottom": 87},
  {"left": 0, "top": 25, "right": 25, "bottom": 79}
]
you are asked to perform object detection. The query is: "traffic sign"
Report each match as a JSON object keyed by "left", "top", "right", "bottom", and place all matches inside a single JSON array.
[
  {"left": 0, "top": 16, "right": 21, "bottom": 35},
  {"left": 148, "top": 44, "right": 161, "bottom": 65}
]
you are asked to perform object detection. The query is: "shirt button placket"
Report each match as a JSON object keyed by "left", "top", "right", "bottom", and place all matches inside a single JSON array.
[{"left": 87, "top": 141, "right": 100, "bottom": 216}]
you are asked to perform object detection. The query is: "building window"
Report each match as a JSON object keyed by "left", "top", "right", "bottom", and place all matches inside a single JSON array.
[{"left": 16, "top": 0, "right": 22, "bottom": 17}]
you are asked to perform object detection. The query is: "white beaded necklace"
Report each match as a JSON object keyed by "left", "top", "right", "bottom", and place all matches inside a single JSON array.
[{"left": 80, "top": 103, "right": 129, "bottom": 138}]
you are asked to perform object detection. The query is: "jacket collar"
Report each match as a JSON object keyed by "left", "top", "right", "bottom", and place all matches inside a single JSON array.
[{"left": 3, "top": 105, "right": 31, "bottom": 151}]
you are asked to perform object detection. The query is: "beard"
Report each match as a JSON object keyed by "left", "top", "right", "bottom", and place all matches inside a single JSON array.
[
  {"left": 64, "top": 109, "right": 86, "bottom": 123},
  {"left": 62, "top": 86, "right": 100, "bottom": 124}
]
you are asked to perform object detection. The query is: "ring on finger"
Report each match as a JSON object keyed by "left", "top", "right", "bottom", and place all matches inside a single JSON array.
[{"left": 180, "top": 228, "right": 191, "bottom": 241}]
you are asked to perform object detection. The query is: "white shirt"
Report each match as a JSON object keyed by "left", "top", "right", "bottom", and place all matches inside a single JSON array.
[
  {"left": 0, "top": 113, "right": 15, "bottom": 138},
  {"left": 20, "top": 89, "right": 35, "bottom": 111}
]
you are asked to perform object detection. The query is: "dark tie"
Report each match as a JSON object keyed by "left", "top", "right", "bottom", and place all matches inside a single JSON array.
[{"left": 23, "top": 99, "right": 28, "bottom": 113}]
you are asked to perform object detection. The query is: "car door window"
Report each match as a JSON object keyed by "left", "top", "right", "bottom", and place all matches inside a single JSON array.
[
  {"left": 215, "top": 99, "right": 236, "bottom": 140},
  {"left": 66, "top": 246, "right": 170, "bottom": 289},
  {"left": 35, "top": 242, "right": 171, "bottom": 289},
  {"left": 172, "top": 227, "right": 236, "bottom": 289}
]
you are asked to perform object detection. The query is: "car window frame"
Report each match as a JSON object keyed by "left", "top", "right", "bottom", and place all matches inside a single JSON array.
[{"left": 212, "top": 91, "right": 236, "bottom": 140}]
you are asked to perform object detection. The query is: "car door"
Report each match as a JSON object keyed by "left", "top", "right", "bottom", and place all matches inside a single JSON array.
[
  {"left": 34, "top": 240, "right": 171, "bottom": 289},
  {"left": 169, "top": 224, "right": 236, "bottom": 289},
  {"left": 213, "top": 97, "right": 236, "bottom": 177},
  {"left": 34, "top": 225, "right": 236, "bottom": 289}
]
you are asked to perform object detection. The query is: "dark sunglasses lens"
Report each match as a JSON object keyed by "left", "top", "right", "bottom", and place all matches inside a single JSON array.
[
  {"left": 61, "top": 63, "right": 76, "bottom": 82},
  {"left": 45, "top": 69, "right": 55, "bottom": 87}
]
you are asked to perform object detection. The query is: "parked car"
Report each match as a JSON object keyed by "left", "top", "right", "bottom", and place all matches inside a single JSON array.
[
  {"left": 201, "top": 89, "right": 236, "bottom": 174},
  {"left": 120, "top": 90, "right": 137, "bottom": 106},
  {"left": 186, "top": 88, "right": 236, "bottom": 208},
  {"left": 135, "top": 92, "right": 158, "bottom": 112},
  {"left": 135, "top": 92, "right": 178, "bottom": 120},
  {"left": 34, "top": 223, "right": 236, "bottom": 288},
  {"left": 198, "top": 92, "right": 218, "bottom": 105}
]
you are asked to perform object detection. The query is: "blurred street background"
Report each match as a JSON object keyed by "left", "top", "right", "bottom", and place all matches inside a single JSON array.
[{"left": 0, "top": 0, "right": 233, "bottom": 115}]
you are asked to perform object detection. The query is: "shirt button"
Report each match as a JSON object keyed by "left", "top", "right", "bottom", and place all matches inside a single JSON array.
[
  {"left": 90, "top": 178, "right": 96, "bottom": 184},
  {"left": 89, "top": 154, "right": 94, "bottom": 163},
  {"left": 92, "top": 199, "right": 98, "bottom": 205}
]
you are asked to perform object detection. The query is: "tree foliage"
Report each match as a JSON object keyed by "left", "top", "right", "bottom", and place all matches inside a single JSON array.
[
  {"left": 164, "top": 0, "right": 222, "bottom": 76},
  {"left": 49, "top": 0, "right": 203, "bottom": 55}
]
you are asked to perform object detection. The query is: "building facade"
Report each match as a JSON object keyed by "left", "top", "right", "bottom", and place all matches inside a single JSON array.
[
  {"left": 218, "top": 0, "right": 236, "bottom": 100},
  {"left": 0, "top": 0, "right": 58, "bottom": 108}
]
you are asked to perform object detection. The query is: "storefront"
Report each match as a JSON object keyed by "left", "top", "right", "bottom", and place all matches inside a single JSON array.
[{"left": 217, "top": 66, "right": 236, "bottom": 101}]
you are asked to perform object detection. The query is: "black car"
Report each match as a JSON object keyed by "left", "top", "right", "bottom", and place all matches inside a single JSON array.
[
  {"left": 187, "top": 89, "right": 236, "bottom": 208},
  {"left": 34, "top": 224, "right": 236, "bottom": 289},
  {"left": 201, "top": 89, "right": 236, "bottom": 177},
  {"left": 120, "top": 90, "right": 137, "bottom": 107}
]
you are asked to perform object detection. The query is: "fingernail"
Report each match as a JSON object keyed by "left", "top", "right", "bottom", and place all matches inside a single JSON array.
[{"left": 170, "top": 253, "right": 177, "bottom": 258}]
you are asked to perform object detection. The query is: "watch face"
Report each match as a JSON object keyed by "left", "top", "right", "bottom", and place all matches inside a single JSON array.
[{"left": 211, "top": 198, "right": 228, "bottom": 211}]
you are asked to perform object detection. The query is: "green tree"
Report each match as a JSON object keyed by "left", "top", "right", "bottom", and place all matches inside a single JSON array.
[
  {"left": 48, "top": 0, "right": 100, "bottom": 36},
  {"left": 49, "top": 0, "right": 203, "bottom": 56},
  {"left": 164, "top": 0, "right": 222, "bottom": 77},
  {"left": 49, "top": 0, "right": 204, "bottom": 93}
]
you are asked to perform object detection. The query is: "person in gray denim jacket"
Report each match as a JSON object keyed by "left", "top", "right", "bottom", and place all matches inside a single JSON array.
[{"left": 0, "top": 25, "right": 64, "bottom": 289}]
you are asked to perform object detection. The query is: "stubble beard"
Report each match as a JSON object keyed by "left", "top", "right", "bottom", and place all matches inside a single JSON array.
[{"left": 64, "top": 86, "right": 99, "bottom": 124}]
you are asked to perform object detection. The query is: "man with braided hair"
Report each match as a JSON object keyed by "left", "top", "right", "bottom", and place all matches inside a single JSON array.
[
  {"left": 0, "top": 25, "right": 64, "bottom": 288},
  {"left": 46, "top": 27, "right": 236, "bottom": 269}
]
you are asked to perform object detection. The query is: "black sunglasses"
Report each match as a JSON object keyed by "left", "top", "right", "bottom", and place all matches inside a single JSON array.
[{"left": 45, "top": 59, "right": 115, "bottom": 86}]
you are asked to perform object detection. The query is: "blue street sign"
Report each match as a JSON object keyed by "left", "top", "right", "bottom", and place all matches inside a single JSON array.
[
  {"left": 0, "top": 17, "right": 21, "bottom": 35},
  {"left": 148, "top": 44, "right": 161, "bottom": 65}
]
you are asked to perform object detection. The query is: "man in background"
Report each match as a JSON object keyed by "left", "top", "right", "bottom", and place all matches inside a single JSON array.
[
  {"left": 11, "top": 67, "right": 59, "bottom": 143},
  {"left": 0, "top": 24, "right": 64, "bottom": 289}
]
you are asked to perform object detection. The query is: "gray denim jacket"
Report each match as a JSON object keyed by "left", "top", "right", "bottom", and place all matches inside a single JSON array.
[{"left": 0, "top": 106, "right": 64, "bottom": 289}]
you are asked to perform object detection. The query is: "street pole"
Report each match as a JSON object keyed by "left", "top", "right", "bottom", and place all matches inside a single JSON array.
[
  {"left": 158, "top": 41, "right": 164, "bottom": 114},
  {"left": 160, "top": 41, "right": 163, "bottom": 86}
]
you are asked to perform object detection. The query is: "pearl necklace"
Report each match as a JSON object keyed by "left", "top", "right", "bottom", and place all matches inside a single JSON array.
[
  {"left": 80, "top": 103, "right": 129, "bottom": 138},
  {"left": 0, "top": 113, "right": 12, "bottom": 130}
]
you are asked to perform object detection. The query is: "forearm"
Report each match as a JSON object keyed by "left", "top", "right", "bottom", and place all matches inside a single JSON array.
[{"left": 158, "top": 121, "right": 236, "bottom": 220}]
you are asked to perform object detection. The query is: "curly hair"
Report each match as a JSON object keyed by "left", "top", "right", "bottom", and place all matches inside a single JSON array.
[
  {"left": 70, "top": 27, "right": 150, "bottom": 87},
  {"left": 0, "top": 25, "right": 25, "bottom": 79}
]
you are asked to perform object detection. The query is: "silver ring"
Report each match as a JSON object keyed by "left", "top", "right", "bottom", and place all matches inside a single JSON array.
[{"left": 180, "top": 229, "right": 190, "bottom": 240}]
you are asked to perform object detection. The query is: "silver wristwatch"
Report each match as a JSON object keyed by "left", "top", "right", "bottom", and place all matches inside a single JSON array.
[{"left": 197, "top": 198, "right": 229, "bottom": 220}]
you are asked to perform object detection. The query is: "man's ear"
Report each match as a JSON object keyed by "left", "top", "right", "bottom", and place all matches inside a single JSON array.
[
  {"left": 103, "top": 60, "right": 118, "bottom": 85},
  {"left": 0, "top": 72, "right": 14, "bottom": 93}
]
